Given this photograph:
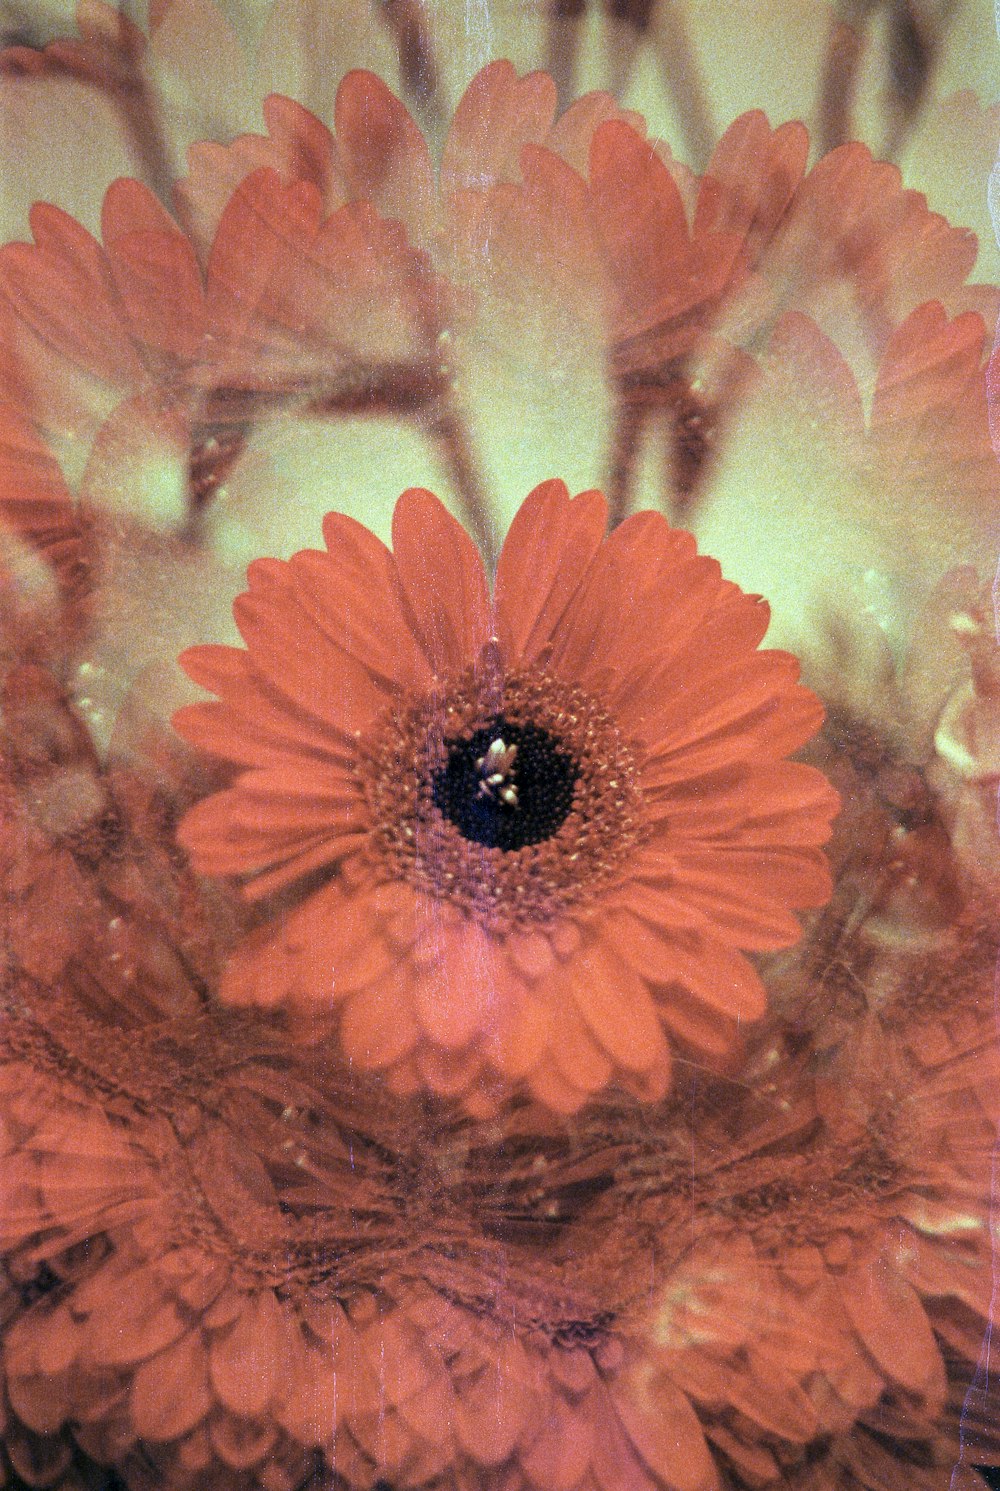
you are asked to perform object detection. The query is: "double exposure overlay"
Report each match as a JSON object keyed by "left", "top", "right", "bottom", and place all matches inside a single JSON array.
[{"left": 0, "top": 3, "right": 998, "bottom": 1490}]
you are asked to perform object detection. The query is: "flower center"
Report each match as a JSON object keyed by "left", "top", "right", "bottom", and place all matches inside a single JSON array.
[
  {"left": 364, "top": 662, "right": 643, "bottom": 932},
  {"left": 431, "top": 719, "right": 578, "bottom": 850}
]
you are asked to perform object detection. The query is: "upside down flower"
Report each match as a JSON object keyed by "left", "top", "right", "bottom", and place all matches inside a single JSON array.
[
  {"left": 690, "top": 297, "right": 1000, "bottom": 675},
  {"left": 0, "top": 814, "right": 995, "bottom": 1491},
  {"left": 173, "top": 479, "right": 838, "bottom": 1113},
  {"left": 1, "top": 56, "right": 993, "bottom": 568},
  {"left": 0, "top": 163, "right": 447, "bottom": 531}
]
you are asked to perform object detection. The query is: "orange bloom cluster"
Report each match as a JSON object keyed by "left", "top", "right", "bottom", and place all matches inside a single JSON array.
[
  {"left": 0, "top": 59, "right": 992, "bottom": 534},
  {"left": 0, "top": 33, "right": 996, "bottom": 1491},
  {"left": 0, "top": 826, "right": 995, "bottom": 1491}
]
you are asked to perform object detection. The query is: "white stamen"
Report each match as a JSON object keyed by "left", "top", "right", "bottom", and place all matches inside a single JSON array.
[{"left": 475, "top": 737, "right": 519, "bottom": 805}]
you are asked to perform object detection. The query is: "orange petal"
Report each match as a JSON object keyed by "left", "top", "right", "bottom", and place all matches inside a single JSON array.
[
  {"left": 209, "top": 1292, "right": 287, "bottom": 1419},
  {"left": 442, "top": 61, "right": 557, "bottom": 193},
  {"left": 615, "top": 911, "right": 767, "bottom": 1022},
  {"left": 494, "top": 479, "right": 607, "bottom": 666},
  {"left": 340, "top": 977, "right": 419, "bottom": 1069},
  {"left": 131, "top": 1328, "right": 213, "bottom": 1441},
  {"left": 334, "top": 70, "right": 435, "bottom": 242},
  {"left": 391, "top": 488, "right": 491, "bottom": 676},
  {"left": 412, "top": 919, "right": 500, "bottom": 1050},
  {"left": 840, "top": 1258, "right": 947, "bottom": 1401},
  {"left": 569, "top": 939, "right": 668, "bottom": 1074}
]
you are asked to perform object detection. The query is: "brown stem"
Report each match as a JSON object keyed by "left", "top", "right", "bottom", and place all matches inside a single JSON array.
[
  {"left": 818, "top": 14, "right": 865, "bottom": 153},
  {"left": 0, "top": 11, "right": 179, "bottom": 208},
  {"left": 603, "top": 0, "right": 655, "bottom": 97},
  {"left": 881, "top": 0, "right": 955, "bottom": 163},
  {"left": 648, "top": 1, "right": 716, "bottom": 171},
  {"left": 606, "top": 396, "right": 648, "bottom": 529},
  {"left": 113, "top": 69, "right": 181, "bottom": 209},
  {"left": 378, "top": 0, "right": 445, "bottom": 133},
  {"left": 545, "top": 0, "right": 587, "bottom": 110}
]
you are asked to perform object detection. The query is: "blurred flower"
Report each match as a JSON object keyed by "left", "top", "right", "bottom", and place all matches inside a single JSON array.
[
  {"left": 599, "top": 875, "right": 1000, "bottom": 1489},
  {"left": 0, "top": 404, "right": 88, "bottom": 662},
  {"left": 0, "top": 161, "right": 448, "bottom": 528},
  {"left": 929, "top": 589, "right": 1000, "bottom": 892},
  {"left": 0, "top": 56, "right": 993, "bottom": 652},
  {"left": 173, "top": 479, "right": 837, "bottom": 1112},
  {"left": 0, "top": 802, "right": 994, "bottom": 1489},
  {"left": 537, "top": 0, "right": 997, "bottom": 182},
  {"left": 0, "top": 0, "right": 445, "bottom": 198},
  {"left": 0, "top": 961, "right": 756, "bottom": 1491},
  {"left": 692, "top": 302, "right": 1000, "bottom": 667}
]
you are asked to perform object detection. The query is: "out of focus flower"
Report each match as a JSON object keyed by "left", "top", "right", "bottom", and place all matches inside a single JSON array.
[
  {"left": 8, "top": 57, "right": 994, "bottom": 603},
  {"left": 0, "top": 0, "right": 445, "bottom": 204},
  {"left": 538, "top": 0, "right": 998, "bottom": 179},
  {"left": 621, "top": 1000, "right": 999, "bottom": 1489},
  {"left": 0, "top": 808, "right": 994, "bottom": 1490},
  {"left": 693, "top": 303, "right": 1000, "bottom": 665},
  {"left": 0, "top": 404, "right": 87, "bottom": 659},
  {"left": 0, "top": 161, "right": 448, "bottom": 529},
  {"left": 173, "top": 479, "right": 837, "bottom": 1112}
]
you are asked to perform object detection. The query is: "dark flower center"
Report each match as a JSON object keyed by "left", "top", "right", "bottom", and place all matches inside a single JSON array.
[
  {"left": 431, "top": 718, "right": 578, "bottom": 850},
  {"left": 365, "top": 664, "right": 642, "bottom": 932}
]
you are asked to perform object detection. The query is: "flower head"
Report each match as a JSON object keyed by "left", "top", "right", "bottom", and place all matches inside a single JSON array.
[{"left": 174, "top": 479, "right": 838, "bottom": 1112}]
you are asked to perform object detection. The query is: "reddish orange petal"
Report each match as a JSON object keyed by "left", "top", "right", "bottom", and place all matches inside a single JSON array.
[
  {"left": 694, "top": 111, "right": 807, "bottom": 249},
  {"left": 569, "top": 939, "right": 669, "bottom": 1075},
  {"left": 642, "top": 760, "right": 839, "bottom": 846},
  {"left": 334, "top": 70, "right": 435, "bottom": 242},
  {"left": 640, "top": 685, "right": 825, "bottom": 783},
  {"left": 609, "top": 1371, "right": 715, "bottom": 1491},
  {"left": 589, "top": 119, "right": 704, "bottom": 337},
  {"left": 262, "top": 95, "right": 342, "bottom": 200},
  {"left": 0, "top": 204, "right": 144, "bottom": 388},
  {"left": 209, "top": 1291, "right": 285, "bottom": 1418},
  {"left": 204, "top": 167, "right": 323, "bottom": 359},
  {"left": 485, "top": 992, "right": 554, "bottom": 1080},
  {"left": 665, "top": 848, "right": 831, "bottom": 949},
  {"left": 131, "top": 1329, "right": 212, "bottom": 1441},
  {"left": 840, "top": 1258, "right": 946, "bottom": 1401},
  {"left": 442, "top": 61, "right": 557, "bottom": 193},
  {"left": 233, "top": 566, "right": 390, "bottom": 735},
  {"left": 412, "top": 917, "right": 500, "bottom": 1049},
  {"left": 306, "top": 510, "right": 434, "bottom": 689},
  {"left": 493, "top": 479, "right": 607, "bottom": 667},
  {"left": 614, "top": 909, "right": 767, "bottom": 1023},
  {"left": 632, "top": 649, "right": 801, "bottom": 755},
  {"left": 391, "top": 488, "right": 491, "bottom": 675},
  {"left": 525, "top": 1061, "right": 591, "bottom": 1115},
  {"left": 550, "top": 1004, "right": 613, "bottom": 1093},
  {"left": 340, "top": 974, "right": 420, "bottom": 1070},
  {"left": 101, "top": 179, "right": 206, "bottom": 359}
]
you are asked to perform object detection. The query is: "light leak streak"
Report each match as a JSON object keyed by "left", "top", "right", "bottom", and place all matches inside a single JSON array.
[{"left": 954, "top": 57, "right": 1000, "bottom": 1473}]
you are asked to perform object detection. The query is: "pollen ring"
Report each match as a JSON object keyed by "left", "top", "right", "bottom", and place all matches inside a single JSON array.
[{"left": 363, "top": 665, "right": 643, "bottom": 933}]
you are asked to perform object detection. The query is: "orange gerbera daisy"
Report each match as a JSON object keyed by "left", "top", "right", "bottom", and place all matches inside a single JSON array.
[{"left": 174, "top": 478, "right": 838, "bottom": 1113}]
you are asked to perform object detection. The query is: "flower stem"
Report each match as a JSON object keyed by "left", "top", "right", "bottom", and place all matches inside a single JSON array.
[{"left": 432, "top": 403, "right": 500, "bottom": 569}]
